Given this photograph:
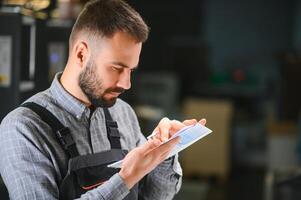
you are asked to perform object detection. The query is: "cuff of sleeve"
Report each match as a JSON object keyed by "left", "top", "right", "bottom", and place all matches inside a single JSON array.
[
  {"left": 161, "top": 154, "right": 183, "bottom": 176},
  {"left": 171, "top": 154, "right": 183, "bottom": 176},
  {"left": 98, "top": 173, "right": 130, "bottom": 199}
]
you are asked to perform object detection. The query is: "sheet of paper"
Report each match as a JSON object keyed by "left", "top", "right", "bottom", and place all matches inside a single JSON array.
[{"left": 107, "top": 124, "right": 212, "bottom": 168}]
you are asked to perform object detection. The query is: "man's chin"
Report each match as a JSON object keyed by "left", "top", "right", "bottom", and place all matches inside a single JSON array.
[
  {"left": 103, "top": 98, "right": 117, "bottom": 107},
  {"left": 90, "top": 98, "right": 117, "bottom": 108}
]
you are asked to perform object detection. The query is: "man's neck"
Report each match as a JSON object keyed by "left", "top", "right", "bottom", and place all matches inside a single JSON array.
[{"left": 60, "top": 67, "right": 91, "bottom": 107}]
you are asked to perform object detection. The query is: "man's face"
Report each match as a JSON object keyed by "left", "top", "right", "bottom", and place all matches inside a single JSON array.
[{"left": 78, "top": 32, "right": 142, "bottom": 107}]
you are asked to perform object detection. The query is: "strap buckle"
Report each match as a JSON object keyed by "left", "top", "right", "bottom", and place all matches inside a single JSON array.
[
  {"left": 106, "top": 121, "right": 120, "bottom": 138},
  {"left": 56, "top": 128, "right": 74, "bottom": 150},
  {"left": 106, "top": 121, "right": 118, "bottom": 128}
]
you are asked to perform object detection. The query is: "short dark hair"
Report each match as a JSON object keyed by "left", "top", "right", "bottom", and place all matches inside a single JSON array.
[{"left": 69, "top": 0, "right": 149, "bottom": 46}]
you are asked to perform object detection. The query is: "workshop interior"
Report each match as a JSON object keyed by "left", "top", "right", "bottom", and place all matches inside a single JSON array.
[{"left": 1, "top": 0, "right": 301, "bottom": 199}]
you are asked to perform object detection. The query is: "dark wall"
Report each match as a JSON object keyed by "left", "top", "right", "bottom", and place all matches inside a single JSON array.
[
  {"left": 127, "top": 0, "right": 205, "bottom": 71},
  {"left": 203, "top": 0, "right": 295, "bottom": 69}
]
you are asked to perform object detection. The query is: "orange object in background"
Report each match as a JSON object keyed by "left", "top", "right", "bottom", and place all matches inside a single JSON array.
[{"left": 181, "top": 98, "right": 233, "bottom": 181}]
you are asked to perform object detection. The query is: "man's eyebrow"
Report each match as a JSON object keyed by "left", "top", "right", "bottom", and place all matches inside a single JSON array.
[{"left": 111, "top": 61, "right": 138, "bottom": 70}]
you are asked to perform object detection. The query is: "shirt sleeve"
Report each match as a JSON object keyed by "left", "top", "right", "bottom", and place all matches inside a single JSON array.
[
  {"left": 78, "top": 174, "right": 129, "bottom": 200},
  {"left": 0, "top": 112, "right": 130, "bottom": 200},
  {"left": 137, "top": 134, "right": 183, "bottom": 200},
  {"left": 0, "top": 115, "right": 59, "bottom": 200},
  {"left": 123, "top": 102, "right": 183, "bottom": 200}
]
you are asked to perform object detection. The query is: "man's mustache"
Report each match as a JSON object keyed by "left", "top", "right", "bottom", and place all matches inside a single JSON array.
[{"left": 107, "top": 87, "right": 125, "bottom": 94}]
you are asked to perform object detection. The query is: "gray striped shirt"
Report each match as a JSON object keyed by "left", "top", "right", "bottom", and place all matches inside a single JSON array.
[{"left": 0, "top": 73, "right": 182, "bottom": 200}]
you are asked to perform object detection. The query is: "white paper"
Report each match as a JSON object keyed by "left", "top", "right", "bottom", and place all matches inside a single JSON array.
[{"left": 107, "top": 124, "right": 212, "bottom": 168}]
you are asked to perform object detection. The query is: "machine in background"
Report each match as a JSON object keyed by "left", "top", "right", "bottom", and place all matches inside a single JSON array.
[{"left": 0, "top": 6, "right": 72, "bottom": 121}]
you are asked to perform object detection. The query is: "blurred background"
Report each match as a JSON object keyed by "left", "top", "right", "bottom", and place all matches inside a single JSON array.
[{"left": 1, "top": 0, "right": 301, "bottom": 199}]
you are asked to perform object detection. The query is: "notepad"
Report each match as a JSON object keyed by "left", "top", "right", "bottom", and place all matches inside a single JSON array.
[{"left": 107, "top": 124, "right": 213, "bottom": 168}]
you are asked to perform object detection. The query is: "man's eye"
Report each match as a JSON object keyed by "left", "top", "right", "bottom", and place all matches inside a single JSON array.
[{"left": 112, "top": 66, "right": 123, "bottom": 72}]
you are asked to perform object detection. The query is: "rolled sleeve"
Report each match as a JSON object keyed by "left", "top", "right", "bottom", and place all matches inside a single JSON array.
[
  {"left": 139, "top": 154, "right": 183, "bottom": 200},
  {"left": 79, "top": 173, "right": 130, "bottom": 200}
]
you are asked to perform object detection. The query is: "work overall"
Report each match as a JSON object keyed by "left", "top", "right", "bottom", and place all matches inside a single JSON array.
[{"left": 22, "top": 102, "right": 139, "bottom": 200}]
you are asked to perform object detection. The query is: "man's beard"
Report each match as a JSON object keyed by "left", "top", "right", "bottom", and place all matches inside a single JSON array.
[{"left": 78, "top": 59, "right": 124, "bottom": 108}]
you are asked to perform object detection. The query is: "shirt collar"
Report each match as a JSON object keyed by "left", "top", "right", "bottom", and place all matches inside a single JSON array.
[{"left": 50, "top": 72, "right": 87, "bottom": 119}]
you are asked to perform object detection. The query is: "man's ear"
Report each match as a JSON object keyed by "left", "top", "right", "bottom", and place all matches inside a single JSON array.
[{"left": 74, "top": 41, "right": 89, "bottom": 69}]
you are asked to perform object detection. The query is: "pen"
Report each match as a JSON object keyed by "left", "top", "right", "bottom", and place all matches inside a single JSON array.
[
  {"left": 147, "top": 125, "right": 193, "bottom": 140},
  {"left": 146, "top": 132, "right": 158, "bottom": 140}
]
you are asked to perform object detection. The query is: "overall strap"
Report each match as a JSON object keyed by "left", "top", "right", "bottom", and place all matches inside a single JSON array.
[
  {"left": 21, "top": 102, "right": 79, "bottom": 158},
  {"left": 103, "top": 108, "right": 121, "bottom": 149}
]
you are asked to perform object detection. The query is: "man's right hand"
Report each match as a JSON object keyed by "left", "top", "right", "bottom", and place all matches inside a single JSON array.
[{"left": 118, "top": 136, "right": 180, "bottom": 189}]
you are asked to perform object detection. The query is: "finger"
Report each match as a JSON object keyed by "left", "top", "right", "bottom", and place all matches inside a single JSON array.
[
  {"left": 159, "top": 138, "right": 180, "bottom": 161},
  {"left": 182, "top": 119, "right": 197, "bottom": 126},
  {"left": 159, "top": 148, "right": 174, "bottom": 162},
  {"left": 158, "top": 117, "right": 171, "bottom": 142},
  {"left": 198, "top": 118, "right": 206, "bottom": 126},
  {"left": 155, "top": 136, "right": 180, "bottom": 156},
  {"left": 169, "top": 120, "right": 185, "bottom": 135},
  {"left": 140, "top": 138, "right": 162, "bottom": 154}
]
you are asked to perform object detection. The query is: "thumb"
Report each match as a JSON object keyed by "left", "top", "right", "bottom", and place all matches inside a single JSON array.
[{"left": 140, "top": 138, "right": 162, "bottom": 153}]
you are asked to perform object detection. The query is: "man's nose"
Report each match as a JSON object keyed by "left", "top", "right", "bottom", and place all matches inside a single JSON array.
[{"left": 117, "top": 71, "right": 131, "bottom": 90}]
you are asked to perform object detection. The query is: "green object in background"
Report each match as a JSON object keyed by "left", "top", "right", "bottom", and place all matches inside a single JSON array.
[
  {"left": 210, "top": 71, "right": 231, "bottom": 86},
  {"left": 210, "top": 67, "right": 260, "bottom": 88}
]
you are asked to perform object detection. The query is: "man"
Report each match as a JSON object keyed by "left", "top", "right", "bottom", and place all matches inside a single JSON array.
[{"left": 0, "top": 0, "right": 206, "bottom": 199}]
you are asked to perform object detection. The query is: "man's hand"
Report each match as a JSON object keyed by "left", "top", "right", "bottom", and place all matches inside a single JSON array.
[
  {"left": 119, "top": 117, "right": 206, "bottom": 189},
  {"left": 119, "top": 136, "right": 180, "bottom": 189},
  {"left": 152, "top": 117, "right": 207, "bottom": 142}
]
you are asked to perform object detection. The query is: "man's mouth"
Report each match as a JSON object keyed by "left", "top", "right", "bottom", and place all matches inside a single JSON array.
[
  {"left": 110, "top": 92, "right": 121, "bottom": 96},
  {"left": 104, "top": 88, "right": 125, "bottom": 98},
  {"left": 107, "top": 90, "right": 125, "bottom": 98}
]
